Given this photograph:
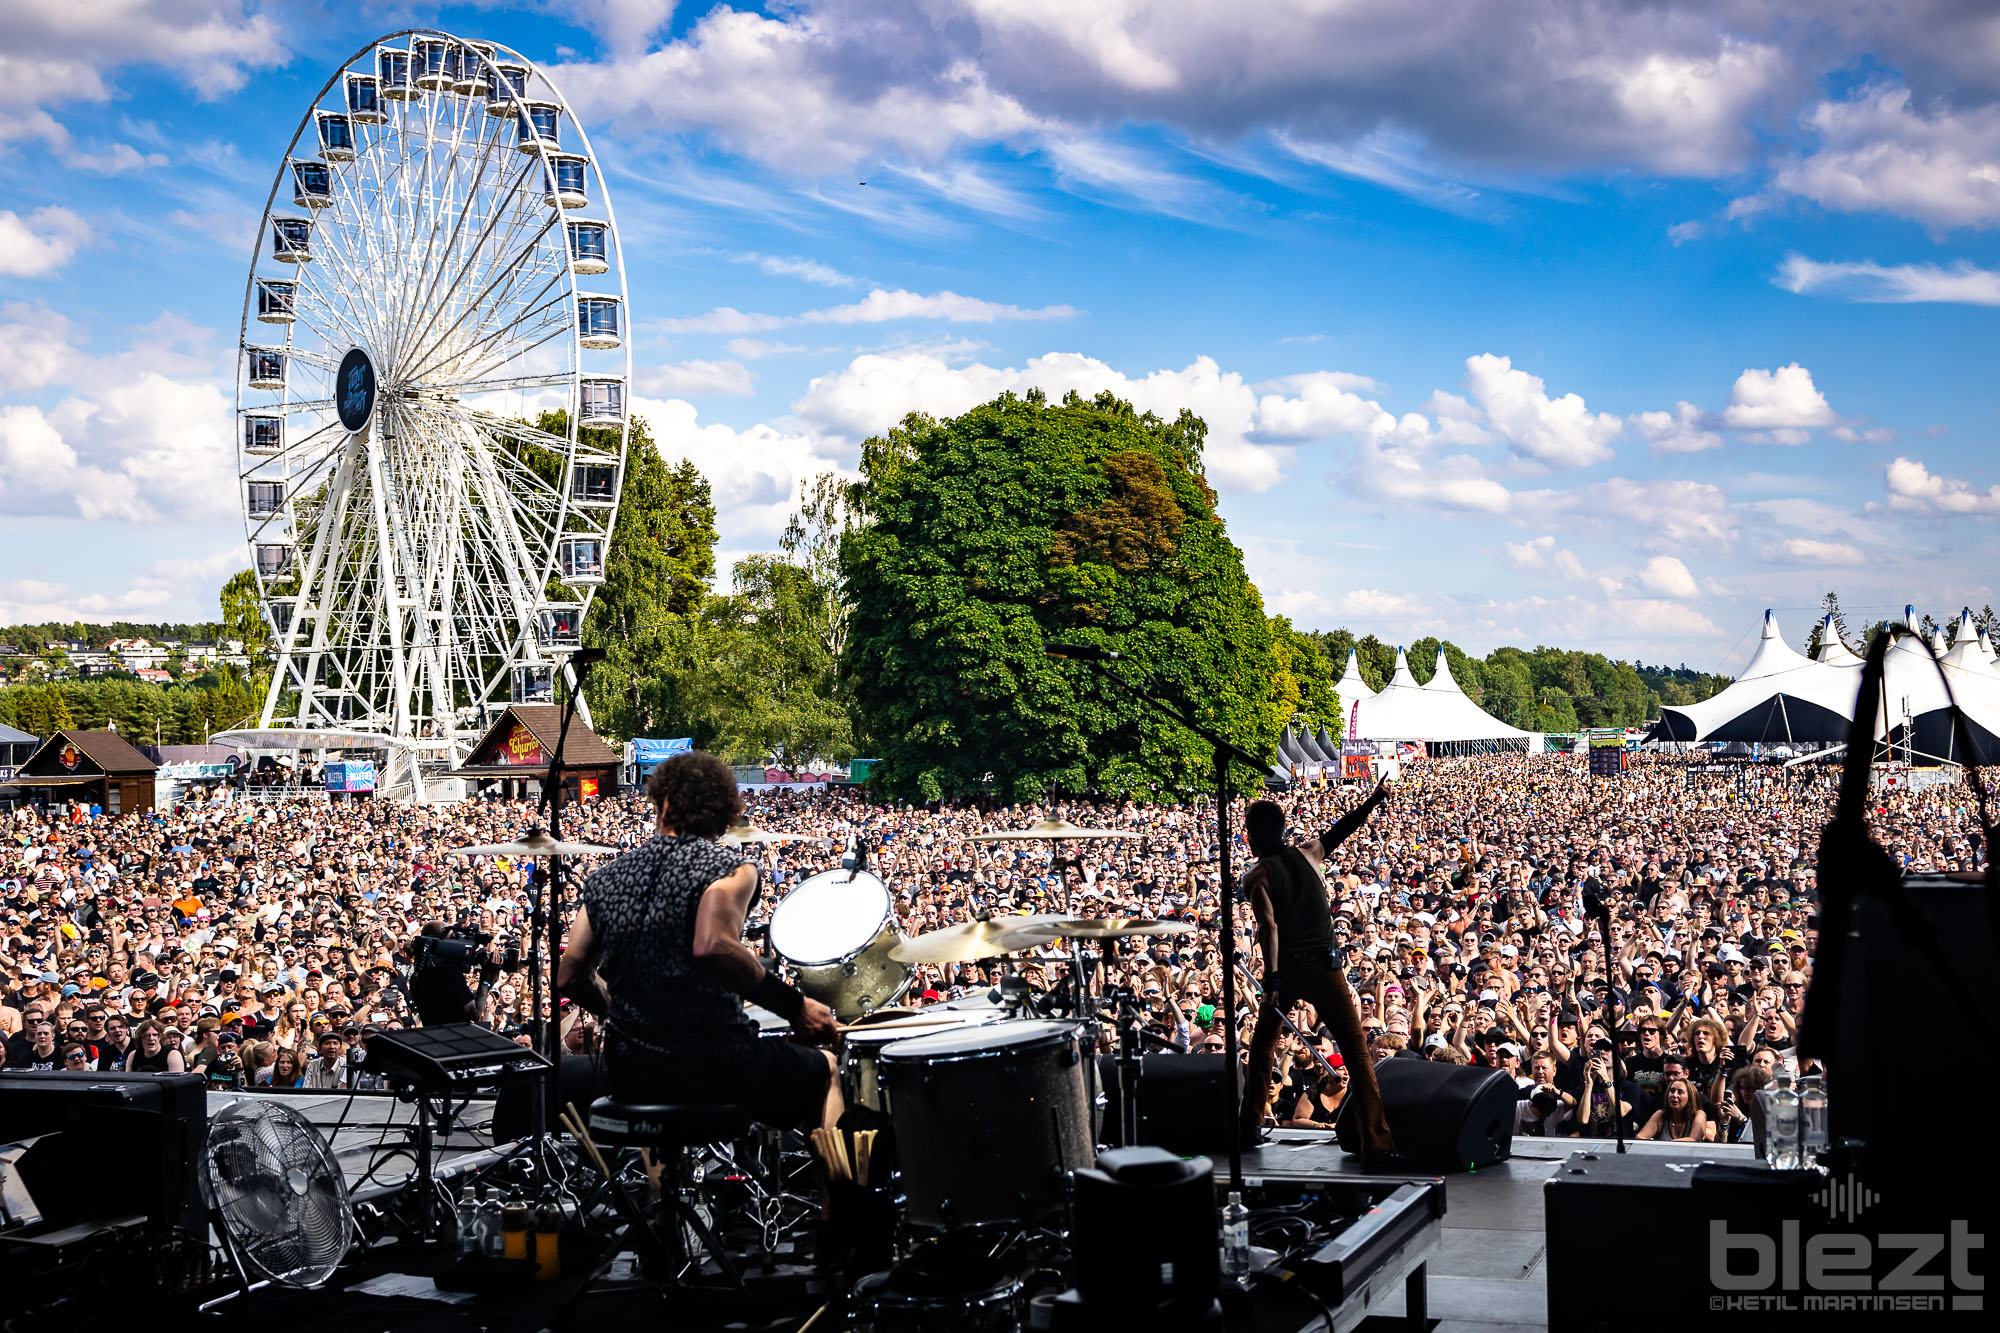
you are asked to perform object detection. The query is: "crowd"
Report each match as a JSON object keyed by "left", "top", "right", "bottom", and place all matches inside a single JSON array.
[{"left": 1, "top": 753, "right": 1985, "bottom": 1141}]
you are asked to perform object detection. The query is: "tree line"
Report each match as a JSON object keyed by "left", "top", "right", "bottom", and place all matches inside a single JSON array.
[{"left": 3, "top": 392, "right": 1751, "bottom": 792}]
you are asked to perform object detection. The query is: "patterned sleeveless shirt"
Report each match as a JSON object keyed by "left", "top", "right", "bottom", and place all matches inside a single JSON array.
[{"left": 579, "top": 833, "right": 754, "bottom": 1058}]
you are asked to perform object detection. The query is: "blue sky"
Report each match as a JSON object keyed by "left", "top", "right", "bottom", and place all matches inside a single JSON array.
[{"left": 3, "top": 1, "right": 1998, "bottom": 670}]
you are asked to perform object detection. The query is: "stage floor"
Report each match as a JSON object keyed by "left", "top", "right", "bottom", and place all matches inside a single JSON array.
[
  {"left": 241, "top": 1094, "right": 1753, "bottom": 1332},
  {"left": 1245, "top": 1131, "right": 1755, "bottom": 1332}
]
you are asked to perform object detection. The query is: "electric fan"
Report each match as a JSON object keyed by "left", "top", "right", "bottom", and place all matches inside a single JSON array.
[{"left": 204, "top": 1099, "right": 356, "bottom": 1288}]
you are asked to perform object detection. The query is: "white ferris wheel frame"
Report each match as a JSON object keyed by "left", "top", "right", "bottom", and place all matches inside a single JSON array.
[{"left": 233, "top": 29, "right": 632, "bottom": 796}]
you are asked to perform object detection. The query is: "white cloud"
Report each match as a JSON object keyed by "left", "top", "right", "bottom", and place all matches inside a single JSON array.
[
  {"left": 1772, "top": 85, "right": 2000, "bottom": 231},
  {"left": 1775, "top": 254, "right": 2000, "bottom": 307},
  {"left": 1722, "top": 363, "right": 1835, "bottom": 430},
  {"left": 726, "top": 251, "right": 860, "bottom": 287},
  {"left": 1758, "top": 538, "right": 1865, "bottom": 565},
  {"left": 1830, "top": 424, "right": 1897, "bottom": 444},
  {"left": 657, "top": 288, "right": 1076, "bottom": 334},
  {"left": 1462, "top": 353, "right": 1620, "bottom": 468},
  {"left": 793, "top": 349, "right": 1289, "bottom": 491},
  {"left": 635, "top": 359, "right": 756, "bottom": 397},
  {"left": 0, "top": 1, "right": 284, "bottom": 154},
  {"left": 0, "top": 309, "right": 234, "bottom": 522},
  {"left": 1882, "top": 456, "right": 2000, "bottom": 516},
  {"left": 1635, "top": 554, "right": 1700, "bottom": 598},
  {"left": 638, "top": 394, "right": 843, "bottom": 545},
  {"left": 0, "top": 301, "right": 81, "bottom": 390},
  {"left": 1503, "top": 535, "right": 1589, "bottom": 582},
  {"left": 1633, "top": 400, "right": 1722, "bottom": 453},
  {"left": 728, "top": 338, "right": 810, "bottom": 360},
  {"left": 1515, "top": 477, "right": 1736, "bottom": 553},
  {"left": 0, "top": 547, "right": 242, "bottom": 624},
  {"left": 0, "top": 206, "right": 89, "bottom": 277}
]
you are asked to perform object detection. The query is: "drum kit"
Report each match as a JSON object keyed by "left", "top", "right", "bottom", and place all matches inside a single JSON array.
[{"left": 733, "top": 818, "right": 1203, "bottom": 1326}]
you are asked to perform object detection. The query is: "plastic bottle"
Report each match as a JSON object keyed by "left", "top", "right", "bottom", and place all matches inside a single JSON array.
[
  {"left": 1220, "top": 1191, "right": 1251, "bottom": 1282},
  {"left": 477, "top": 1182, "right": 503, "bottom": 1259},
  {"left": 1760, "top": 1069, "right": 1803, "bottom": 1169},
  {"left": 456, "top": 1181, "right": 481, "bottom": 1260},
  {"left": 501, "top": 1186, "right": 530, "bottom": 1261},
  {"left": 1799, "top": 1073, "right": 1829, "bottom": 1165},
  {"left": 532, "top": 1190, "right": 561, "bottom": 1280}
]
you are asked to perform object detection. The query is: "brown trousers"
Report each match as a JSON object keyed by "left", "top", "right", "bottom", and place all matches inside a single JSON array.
[{"left": 1241, "top": 954, "right": 1395, "bottom": 1153}]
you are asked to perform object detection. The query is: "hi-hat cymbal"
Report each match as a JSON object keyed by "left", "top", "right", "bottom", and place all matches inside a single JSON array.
[
  {"left": 970, "top": 818, "right": 1140, "bottom": 842},
  {"left": 888, "top": 914, "right": 1069, "bottom": 964},
  {"left": 1012, "top": 916, "right": 1199, "bottom": 943},
  {"left": 449, "top": 830, "right": 620, "bottom": 858},
  {"left": 719, "top": 822, "right": 832, "bottom": 847}
]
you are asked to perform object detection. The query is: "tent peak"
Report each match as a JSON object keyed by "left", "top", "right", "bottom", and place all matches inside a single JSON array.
[{"left": 1760, "top": 608, "right": 1778, "bottom": 640}]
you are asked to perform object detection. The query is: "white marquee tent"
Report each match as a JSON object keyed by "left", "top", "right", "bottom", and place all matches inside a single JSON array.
[
  {"left": 1654, "top": 606, "right": 2000, "bottom": 761},
  {"left": 1347, "top": 647, "right": 1533, "bottom": 746}
]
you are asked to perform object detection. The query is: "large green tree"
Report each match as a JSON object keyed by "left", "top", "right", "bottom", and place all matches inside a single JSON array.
[
  {"left": 569, "top": 411, "right": 720, "bottom": 740},
  {"left": 841, "top": 389, "right": 1285, "bottom": 802},
  {"left": 219, "top": 569, "right": 269, "bottom": 658}
]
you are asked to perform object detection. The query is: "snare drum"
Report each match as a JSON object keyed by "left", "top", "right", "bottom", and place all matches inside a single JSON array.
[
  {"left": 768, "top": 869, "right": 911, "bottom": 1020},
  {"left": 877, "top": 1019, "right": 1094, "bottom": 1231},
  {"left": 842, "top": 1010, "right": 994, "bottom": 1112}
]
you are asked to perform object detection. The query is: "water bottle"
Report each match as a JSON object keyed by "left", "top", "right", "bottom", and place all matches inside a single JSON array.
[
  {"left": 1220, "top": 1190, "right": 1251, "bottom": 1282},
  {"left": 455, "top": 1181, "right": 481, "bottom": 1259},
  {"left": 501, "top": 1186, "right": 530, "bottom": 1261},
  {"left": 1799, "top": 1073, "right": 1829, "bottom": 1165},
  {"left": 1760, "top": 1069, "right": 1803, "bottom": 1169},
  {"left": 477, "top": 1182, "right": 504, "bottom": 1259}
]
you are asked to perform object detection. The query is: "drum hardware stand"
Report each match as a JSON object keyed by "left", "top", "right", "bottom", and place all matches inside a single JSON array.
[
  {"left": 1047, "top": 645, "right": 1268, "bottom": 1191},
  {"left": 1104, "top": 983, "right": 1147, "bottom": 1147}
]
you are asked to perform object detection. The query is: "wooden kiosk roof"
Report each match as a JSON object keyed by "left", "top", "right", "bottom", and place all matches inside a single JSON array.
[{"left": 453, "top": 705, "right": 621, "bottom": 779}]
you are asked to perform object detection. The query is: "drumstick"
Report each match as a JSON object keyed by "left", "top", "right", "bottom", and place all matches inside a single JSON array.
[{"left": 855, "top": 1130, "right": 872, "bottom": 1186}]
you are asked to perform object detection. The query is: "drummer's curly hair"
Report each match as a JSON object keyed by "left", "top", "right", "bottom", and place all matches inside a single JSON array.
[{"left": 645, "top": 751, "right": 742, "bottom": 839}]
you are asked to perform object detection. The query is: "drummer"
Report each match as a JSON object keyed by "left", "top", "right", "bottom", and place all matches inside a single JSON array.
[
  {"left": 1239, "top": 779, "right": 1399, "bottom": 1158},
  {"left": 558, "top": 751, "right": 845, "bottom": 1132}
]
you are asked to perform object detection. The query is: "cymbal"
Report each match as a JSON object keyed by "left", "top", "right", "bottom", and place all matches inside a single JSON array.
[
  {"left": 887, "top": 914, "right": 1069, "bottom": 964},
  {"left": 1013, "top": 916, "right": 1199, "bottom": 942},
  {"left": 719, "top": 822, "right": 832, "bottom": 847},
  {"left": 970, "top": 818, "right": 1140, "bottom": 842},
  {"left": 449, "top": 830, "right": 620, "bottom": 858}
]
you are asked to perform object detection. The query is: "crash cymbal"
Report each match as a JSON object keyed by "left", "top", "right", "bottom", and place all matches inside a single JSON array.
[
  {"left": 1011, "top": 916, "right": 1199, "bottom": 942},
  {"left": 449, "top": 830, "right": 620, "bottom": 858},
  {"left": 887, "top": 914, "right": 1069, "bottom": 964},
  {"left": 719, "top": 822, "right": 832, "bottom": 847},
  {"left": 969, "top": 818, "right": 1141, "bottom": 842}
]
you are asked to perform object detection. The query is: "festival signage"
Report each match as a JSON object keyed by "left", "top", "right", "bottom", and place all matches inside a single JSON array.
[
  {"left": 498, "top": 719, "right": 546, "bottom": 766},
  {"left": 631, "top": 737, "right": 692, "bottom": 769},
  {"left": 59, "top": 742, "right": 82, "bottom": 771},
  {"left": 323, "top": 761, "right": 376, "bottom": 793}
]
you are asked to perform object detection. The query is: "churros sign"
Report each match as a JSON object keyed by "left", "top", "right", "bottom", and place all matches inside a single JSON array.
[{"left": 498, "top": 721, "right": 546, "bottom": 766}]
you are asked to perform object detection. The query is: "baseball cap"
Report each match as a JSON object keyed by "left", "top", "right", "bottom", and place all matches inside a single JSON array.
[{"left": 1478, "top": 989, "right": 1500, "bottom": 1003}]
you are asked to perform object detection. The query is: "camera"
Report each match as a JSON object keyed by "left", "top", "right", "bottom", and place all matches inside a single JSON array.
[{"left": 413, "top": 925, "right": 520, "bottom": 973}]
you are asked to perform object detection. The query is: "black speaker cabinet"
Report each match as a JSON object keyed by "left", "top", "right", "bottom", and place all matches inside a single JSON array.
[
  {"left": 492, "top": 1052, "right": 604, "bottom": 1142},
  {"left": 1096, "top": 1054, "right": 1241, "bottom": 1155},
  {"left": 0, "top": 1072, "right": 207, "bottom": 1235},
  {"left": 1372, "top": 1058, "right": 1516, "bottom": 1172},
  {"left": 1827, "top": 871, "right": 1997, "bottom": 1203}
]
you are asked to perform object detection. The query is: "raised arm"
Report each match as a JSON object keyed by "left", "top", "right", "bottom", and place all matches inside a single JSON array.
[{"left": 1302, "top": 778, "right": 1392, "bottom": 865}]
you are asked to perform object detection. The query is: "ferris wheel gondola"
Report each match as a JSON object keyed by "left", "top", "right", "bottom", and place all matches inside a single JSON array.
[{"left": 234, "top": 29, "right": 631, "bottom": 798}]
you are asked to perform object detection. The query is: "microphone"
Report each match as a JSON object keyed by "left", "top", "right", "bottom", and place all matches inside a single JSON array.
[{"left": 1045, "top": 643, "right": 1123, "bottom": 661}]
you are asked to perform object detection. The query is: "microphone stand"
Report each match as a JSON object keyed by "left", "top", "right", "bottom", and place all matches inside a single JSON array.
[
  {"left": 531, "top": 648, "right": 601, "bottom": 1140},
  {"left": 1058, "top": 652, "right": 1267, "bottom": 1193},
  {"left": 1582, "top": 887, "right": 1627, "bottom": 1154}
]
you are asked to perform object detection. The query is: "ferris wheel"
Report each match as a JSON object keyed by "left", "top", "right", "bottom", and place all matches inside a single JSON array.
[{"left": 235, "top": 30, "right": 628, "bottom": 791}]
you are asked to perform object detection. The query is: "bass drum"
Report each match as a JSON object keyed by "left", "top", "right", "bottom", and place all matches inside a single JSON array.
[
  {"left": 841, "top": 1010, "right": 996, "bottom": 1113},
  {"left": 877, "top": 1019, "right": 1093, "bottom": 1232},
  {"left": 768, "top": 869, "right": 910, "bottom": 1020}
]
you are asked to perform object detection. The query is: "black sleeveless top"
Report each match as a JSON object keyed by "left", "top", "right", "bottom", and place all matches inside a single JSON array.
[
  {"left": 1261, "top": 846, "right": 1334, "bottom": 956},
  {"left": 580, "top": 834, "right": 753, "bottom": 1059},
  {"left": 129, "top": 1046, "right": 172, "bottom": 1072}
]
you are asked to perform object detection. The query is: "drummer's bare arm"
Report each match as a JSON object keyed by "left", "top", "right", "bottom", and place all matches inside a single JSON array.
[
  {"left": 556, "top": 907, "right": 611, "bottom": 1018},
  {"left": 696, "top": 866, "right": 841, "bottom": 1042}
]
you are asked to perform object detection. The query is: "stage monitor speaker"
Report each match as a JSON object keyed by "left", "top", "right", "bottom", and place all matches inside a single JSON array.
[
  {"left": 0, "top": 1072, "right": 207, "bottom": 1235},
  {"left": 1828, "top": 871, "right": 1996, "bottom": 1201},
  {"left": 1096, "top": 1054, "right": 1241, "bottom": 1156},
  {"left": 1372, "top": 1057, "right": 1515, "bottom": 1172}
]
